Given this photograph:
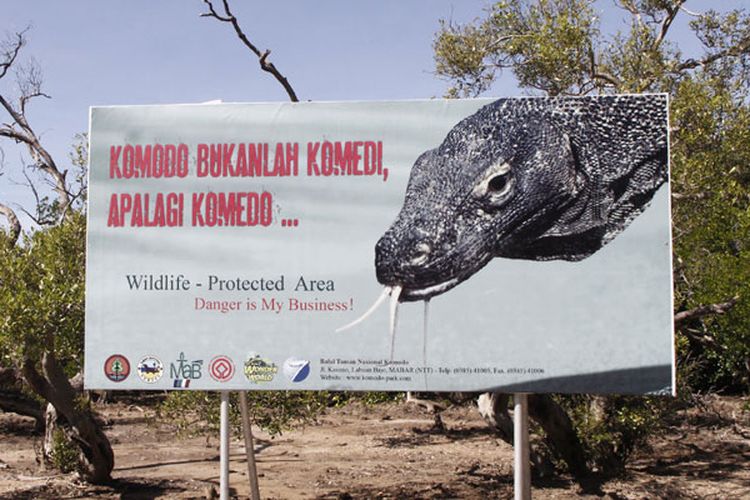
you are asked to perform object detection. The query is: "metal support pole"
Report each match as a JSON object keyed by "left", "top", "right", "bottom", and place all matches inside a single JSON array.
[
  {"left": 514, "top": 393, "right": 531, "bottom": 500},
  {"left": 220, "top": 391, "right": 230, "bottom": 500},
  {"left": 239, "top": 391, "right": 261, "bottom": 500}
]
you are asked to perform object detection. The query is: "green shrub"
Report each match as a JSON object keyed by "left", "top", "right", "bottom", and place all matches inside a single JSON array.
[
  {"left": 50, "top": 428, "right": 79, "bottom": 474},
  {"left": 158, "top": 391, "right": 328, "bottom": 438},
  {"left": 556, "top": 395, "right": 672, "bottom": 476}
]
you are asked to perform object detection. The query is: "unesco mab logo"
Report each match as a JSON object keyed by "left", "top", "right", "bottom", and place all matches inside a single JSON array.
[
  {"left": 283, "top": 358, "right": 310, "bottom": 383},
  {"left": 209, "top": 355, "right": 235, "bottom": 382},
  {"left": 170, "top": 352, "right": 203, "bottom": 388}
]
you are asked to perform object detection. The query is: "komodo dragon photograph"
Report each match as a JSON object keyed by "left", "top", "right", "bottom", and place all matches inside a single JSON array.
[
  {"left": 376, "top": 94, "right": 669, "bottom": 302},
  {"left": 339, "top": 94, "right": 669, "bottom": 361}
]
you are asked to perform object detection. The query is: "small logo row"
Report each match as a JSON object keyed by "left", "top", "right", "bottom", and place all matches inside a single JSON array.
[{"left": 103, "top": 353, "right": 310, "bottom": 385}]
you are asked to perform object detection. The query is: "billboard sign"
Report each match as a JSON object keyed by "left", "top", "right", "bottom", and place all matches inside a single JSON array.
[{"left": 85, "top": 96, "right": 674, "bottom": 394}]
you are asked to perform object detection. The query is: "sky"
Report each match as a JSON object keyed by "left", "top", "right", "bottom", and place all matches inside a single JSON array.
[{"left": 1, "top": 0, "right": 747, "bottom": 229}]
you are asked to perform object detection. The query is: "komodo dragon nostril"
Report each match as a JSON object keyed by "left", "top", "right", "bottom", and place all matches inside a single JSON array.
[{"left": 409, "top": 243, "right": 431, "bottom": 266}]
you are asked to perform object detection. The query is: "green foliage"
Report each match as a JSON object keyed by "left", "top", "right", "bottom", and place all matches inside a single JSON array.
[
  {"left": 0, "top": 212, "right": 86, "bottom": 375},
  {"left": 434, "top": 19, "right": 497, "bottom": 98},
  {"left": 558, "top": 395, "right": 669, "bottom": 475},
  {"left": 158, "top": 391, "right": 329, "bottom": 438},
  {"left": 50, "top": 428, "right": 80, "bottom": 474},
  {"left": 435, "top": 1, "right": 750, "bottom": 98},
  {"left": 671, "top": 74, "right": 750, "bottom": 391},
  {"left": 435, "top": 0, "right": 600, "bottom": 96},
  {"left": 489, "top": 0, "right": 599, "bottom": 95},
  {"left": 326, "top": 391, "right": 402, "bottom": 408},
  {"left": 351, "top": 391, "right": 402, "bottom": 406}
]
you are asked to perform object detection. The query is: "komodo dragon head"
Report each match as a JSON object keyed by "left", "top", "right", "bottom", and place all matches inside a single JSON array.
[{"left": 375, "top": 95, "right": 668, "bottom": 302}]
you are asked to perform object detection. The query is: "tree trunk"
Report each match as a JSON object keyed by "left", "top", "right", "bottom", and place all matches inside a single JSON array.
[
  {"left": 477, "top": 392, "right": 556, "bottom": 478},
  {"left": 477, "top": 392, "right": 513, "bottom": 442},
  {"left": 527, "top": 394, "right": 589, "bottom": 480},
  {"left": 22, "top": 352, "right": 114, "bottom": 484}
]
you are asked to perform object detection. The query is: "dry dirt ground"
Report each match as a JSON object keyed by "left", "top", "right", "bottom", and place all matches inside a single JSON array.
[{"left": 0, "top": 396, "right": 749, "bottom": 499}]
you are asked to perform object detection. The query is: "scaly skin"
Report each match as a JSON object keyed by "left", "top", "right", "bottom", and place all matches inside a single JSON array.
[{"left": 375, "top": 95, "right": 668, "bottom": 302}]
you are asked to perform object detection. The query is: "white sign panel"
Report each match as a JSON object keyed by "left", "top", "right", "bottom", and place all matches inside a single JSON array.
[{"left": 85, "top": 96, "right": 674, "bottom": 394}]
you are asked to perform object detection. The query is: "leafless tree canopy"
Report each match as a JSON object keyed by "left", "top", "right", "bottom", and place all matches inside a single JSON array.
[{"left": 0, "top": 30, "right": 83, "bottom": 232}]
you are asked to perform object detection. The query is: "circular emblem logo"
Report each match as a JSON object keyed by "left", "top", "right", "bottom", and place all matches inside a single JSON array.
[
  {"left": 244, "top": 354, "right": 278, "bottom": 384},
  {"left": 209, "top": 355, "right": 235, "bottom": 382},
  {"left": 104, "top": 354, "right": 130, "bottom": 382},
  {"left": 137, "top": 355, "right": 164, "bottom": 384},
  {"left": 283, "top": 358, "right": 310, "bottom": 383}
]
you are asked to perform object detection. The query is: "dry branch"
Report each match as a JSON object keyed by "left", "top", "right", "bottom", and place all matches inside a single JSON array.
[
  {"left": 0, "top": 31, "right": 25, "bottom": 80},
  {"left": 201, "top": 0, "right": 299, "bottom": 102},
  {"left": 674, "top": 296, "right": 740, "bottom": 326}
]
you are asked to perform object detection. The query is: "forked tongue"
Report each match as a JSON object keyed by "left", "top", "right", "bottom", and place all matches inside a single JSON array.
[
  {"left": 335, "top": 287, "right": 391, "bottom": 333},
  {"left": 388, "top": 285, "right": 402, "bottom": 361},
  {"left": 334, "top": 285, "right": 404, "bottom": 361}
]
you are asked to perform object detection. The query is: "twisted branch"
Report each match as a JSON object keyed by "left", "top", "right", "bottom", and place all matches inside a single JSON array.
[{"left": 201, "top": 0, "right": 299, "bottom": 102}]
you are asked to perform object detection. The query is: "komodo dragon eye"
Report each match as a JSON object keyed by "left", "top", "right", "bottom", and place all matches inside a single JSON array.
[
  {"left": 472, "top": 161, "right": 514, "bottom": 207},
  {"left": 488, "top": 173, "right": 510, "bottom": 192}
]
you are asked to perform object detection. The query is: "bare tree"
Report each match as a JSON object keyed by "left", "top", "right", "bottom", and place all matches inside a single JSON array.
[{"left": 0, "top": 33, "right": 74, "bottom": 224}]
